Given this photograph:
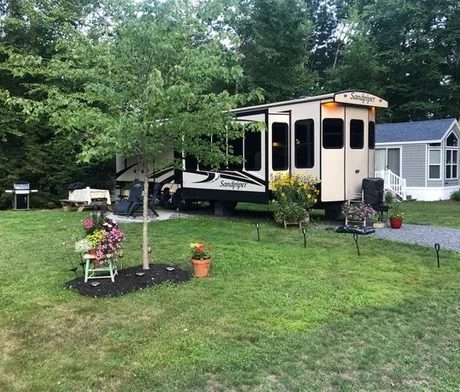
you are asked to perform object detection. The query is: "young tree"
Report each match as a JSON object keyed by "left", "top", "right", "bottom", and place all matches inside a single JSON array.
[{"left": 5, "top": 0, "right": 250, "bottom": 269}]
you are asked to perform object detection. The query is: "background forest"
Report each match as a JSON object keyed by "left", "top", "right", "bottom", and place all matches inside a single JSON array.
[{"left": 0, "top": 0, "right": 459, "bottom": 208}]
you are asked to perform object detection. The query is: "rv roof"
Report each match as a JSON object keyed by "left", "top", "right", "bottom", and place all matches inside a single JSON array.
[{"left": 230, "top": 90, "right": 388, "bottom": 114}]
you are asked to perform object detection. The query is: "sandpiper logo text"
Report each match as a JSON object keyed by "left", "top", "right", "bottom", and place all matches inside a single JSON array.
[
  {"left": 350, "top": 93, "right": 376, "bottom": 105},
  {"left": 220, "top": 180, "right": 247, "bottom": 190}
]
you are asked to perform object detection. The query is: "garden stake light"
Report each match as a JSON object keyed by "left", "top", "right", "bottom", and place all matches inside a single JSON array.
[
  {"left": 67, "top": 253, "right": 79, "bottom": 278},
  {"left": 353, "top": 233, "right": 361, "bottom": 256},
  {"left": 434, "top": 243, "right": 441, "bottom": 268},
  {"left": 255, "top": 223, "right": 260, "bottom": 241},
  {"left": 63, "top": 242, "right": 79, "bottom": 278},
  {"left": 302, "top": 227, "right": 307, "bottom": 248}
]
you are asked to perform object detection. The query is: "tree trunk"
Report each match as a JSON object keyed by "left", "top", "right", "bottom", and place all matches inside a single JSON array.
[{"left": 142, "top": 165, "right": 150, "bottom": 270}]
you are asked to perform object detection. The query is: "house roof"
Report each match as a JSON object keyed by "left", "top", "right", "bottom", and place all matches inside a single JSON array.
[{"left": 376, "top": 118, "right": 457, "bottom": 144}]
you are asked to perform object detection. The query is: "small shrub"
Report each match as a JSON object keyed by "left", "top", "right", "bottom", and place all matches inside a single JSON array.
[
  {"left": 450, "top": 190, "right": 460, "bottom": 201},
  {"left": 274, "top": 201, "right": 308, "bottom": 223}
]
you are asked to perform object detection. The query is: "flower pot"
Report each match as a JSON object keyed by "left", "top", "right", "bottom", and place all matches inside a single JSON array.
[
  {"left": 390, "top": 217, "right": 403, "bottom": 229},
  {"left": 191, "top": 258, "right": 212, "bottom": 278},
  {"left": 88, "top": 248, "right": 97, "bottom": 256}
]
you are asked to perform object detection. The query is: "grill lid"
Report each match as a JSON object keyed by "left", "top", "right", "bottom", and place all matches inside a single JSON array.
[{"left": 13, "top": 183, "right": 31, "bottom": 190}]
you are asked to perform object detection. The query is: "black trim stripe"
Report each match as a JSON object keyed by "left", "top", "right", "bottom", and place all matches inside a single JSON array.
[
  {"left": 235, "top": 170, "right": 266, "bottom": 185},
  {"left": 183, "top": 188, "right": 270, "bottom": 203},
  {"left": 195, "top": 172, "right": 217, "bottom": 183},
  {"left": 116, "top": 162, "right": 137, "bottom": 177}
]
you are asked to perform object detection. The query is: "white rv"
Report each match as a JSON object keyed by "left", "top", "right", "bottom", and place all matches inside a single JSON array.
[{"left": 116, "top": 91, "right": 388, "bottom": 213}]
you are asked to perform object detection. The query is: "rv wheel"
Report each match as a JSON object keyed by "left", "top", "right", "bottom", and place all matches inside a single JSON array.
[
  {"left": 172, "top": 189, "right": 193, "bottom": 211},
  {"left": 213, "top": 201, "right": 237, "bottom": 216}
]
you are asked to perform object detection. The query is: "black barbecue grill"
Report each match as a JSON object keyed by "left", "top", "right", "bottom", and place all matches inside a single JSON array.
[{"left": 5, "top": 183, "right": 38, "bottom": 210}]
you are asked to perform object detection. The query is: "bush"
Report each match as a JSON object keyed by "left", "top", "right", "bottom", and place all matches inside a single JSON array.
[
  {"left": 450, "top": 190, "right": 460, "bottom": 201},
  {"left": 274, "top": 200, "right": 308, "bottom": 223},
  {"left": 270, "top": 173, "right": 320, "bottom": 210}
]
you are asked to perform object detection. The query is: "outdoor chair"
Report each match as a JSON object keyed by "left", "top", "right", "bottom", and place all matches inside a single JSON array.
[{"left": 113, "top": 180, "right": 159, "bottom": 217}]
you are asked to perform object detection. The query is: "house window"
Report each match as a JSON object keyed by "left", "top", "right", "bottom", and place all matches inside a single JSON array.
[
  {"left": 350, "top": 119, "right": 364, "bottom": 149},
  {"left": 428, "top": 149, "right": 441, "bottom": 179},
  {"left": 446, "top": 149, "right": 458, "bottom": 179},
  {"left": 323, "top": 119, "right": 343, "bottom": 149},
  {"left": 368, "top": 121, "right": 375, "bottom": 149},
  {"left": 272, "top": 122, "right": 288, "bottom": 170},
  {"left": 447, "top": 133, "right": 458, "bottom": 147},
  {"left": 445, "top": 133, "right": 458, "bottom": 180},
  {"left": 295, "top": 119, "right": 314, "bottom": 168}
]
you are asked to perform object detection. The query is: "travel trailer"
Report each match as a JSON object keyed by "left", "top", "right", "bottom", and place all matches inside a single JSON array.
[{"left": 116, "top": 91, "right": 388, "bottom": 213}]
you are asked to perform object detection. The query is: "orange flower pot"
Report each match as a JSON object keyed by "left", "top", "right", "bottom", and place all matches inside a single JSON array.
[{"left": 191, "top": 258, "right": 212, "bottom": 278}]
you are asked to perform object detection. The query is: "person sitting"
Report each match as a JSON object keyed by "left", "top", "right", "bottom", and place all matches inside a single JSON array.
[{"left": 160, "top": 187, "right": 172, "bottom": 208}]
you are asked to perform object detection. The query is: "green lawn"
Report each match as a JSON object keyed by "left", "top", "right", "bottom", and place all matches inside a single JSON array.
[
  {"left": 238, "top": 199, "right": 460, "bottom": 228},
  {"left": 402, "top": 200, "right": 460, "bottom": 228},
  {"left": 1, "top": 210, "right": 459, "bottom": 391}
]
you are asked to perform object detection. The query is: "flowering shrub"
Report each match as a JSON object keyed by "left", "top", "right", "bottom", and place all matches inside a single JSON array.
[
  {"left": 75, "top": 213, "right": 125, "bottom": 264},
  {"left": 274, "top": 201, "right": 307, "bottom": 223},
  {"left": 270, "top": 173, "right": 320, "bottom": 223},
  {"left": 270, "top": 173, "right": 320, "bottom": 210},
  {"left": 341, "top": 202, "right": 376, "bottom": 221},
  {"left": 190, "top": 241, "right": 212, "bottom": 260}
]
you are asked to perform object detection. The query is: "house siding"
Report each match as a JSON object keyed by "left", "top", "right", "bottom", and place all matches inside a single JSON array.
[{"left": 401, "top": 144, "right": 426, "bottom": 187}]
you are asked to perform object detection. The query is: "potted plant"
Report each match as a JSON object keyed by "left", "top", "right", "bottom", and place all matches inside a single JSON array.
[
  {"left": 75, "top": 213, "right": 125, "bottom": 264},
  {"left": 190, "top": 241, "right": 212, "bottom": 277},
  {"left": 389, "top": 201, "right": 405, "bottom": 229},
  {"left": 384, "top": 190, "right": 405, "bottom": 229},
  {"left": 341, "top": 202, "right": 375, "bottom": 226}
]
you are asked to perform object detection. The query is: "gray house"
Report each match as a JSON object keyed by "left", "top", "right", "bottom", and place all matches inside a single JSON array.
[{"left": 375, "top": 118, "right": 460, "bottom": 201}]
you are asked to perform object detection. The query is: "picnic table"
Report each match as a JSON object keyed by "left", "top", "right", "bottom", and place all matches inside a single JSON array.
[{"left": 61, "top": 187, "right": 111, "bottom": 212}]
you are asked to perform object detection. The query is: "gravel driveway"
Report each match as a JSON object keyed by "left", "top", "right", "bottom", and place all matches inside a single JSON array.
[{"left": 372, "top": 224, "right": 460, "bottom": 252}]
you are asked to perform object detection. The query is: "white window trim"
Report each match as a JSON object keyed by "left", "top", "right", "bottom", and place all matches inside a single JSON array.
[
  {"left": 445, "top": 148, "right": 458, "bottom": 180},
  {"left": 428, "top": 148, "right": 442, "bottom": 180}
]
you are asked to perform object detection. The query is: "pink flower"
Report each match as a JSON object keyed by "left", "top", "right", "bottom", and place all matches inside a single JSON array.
[{"left": 84, "top": 218, "right": 94, "bottom": 230}]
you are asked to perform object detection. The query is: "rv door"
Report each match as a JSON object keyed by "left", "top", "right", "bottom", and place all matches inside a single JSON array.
[{"left": 345, "top": 106, "right": 370, "bottom": 198}]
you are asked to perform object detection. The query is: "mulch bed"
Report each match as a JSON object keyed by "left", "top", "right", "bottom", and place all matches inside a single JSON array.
[{"left": 66, "top": 263, "right": 191, "bottom": 298}]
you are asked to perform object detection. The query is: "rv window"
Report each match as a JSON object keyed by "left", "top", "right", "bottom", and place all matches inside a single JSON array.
[
  {"left": 350, "top": 120, "right": 364, "bottom": 149},
  {"left": 244, "top": 130, "right": 262, "bottom": 171},
  {"left": 368, "top": 121, "right": 375, "bottom": 149},
  {"left": 323, "top": 119, "right": 343, "bottom": 149},
  {"left": 272, "top": 122, "right": 289, "bottom": 171},
  {"left": 295, "top": 119, "right": 314, "bottom": 168},
  {"left": 227, "top": 137, "right": 244, "bottom": 170},
  {"left": 185, "top": 155, "right": 198, "bottom": 171}
]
